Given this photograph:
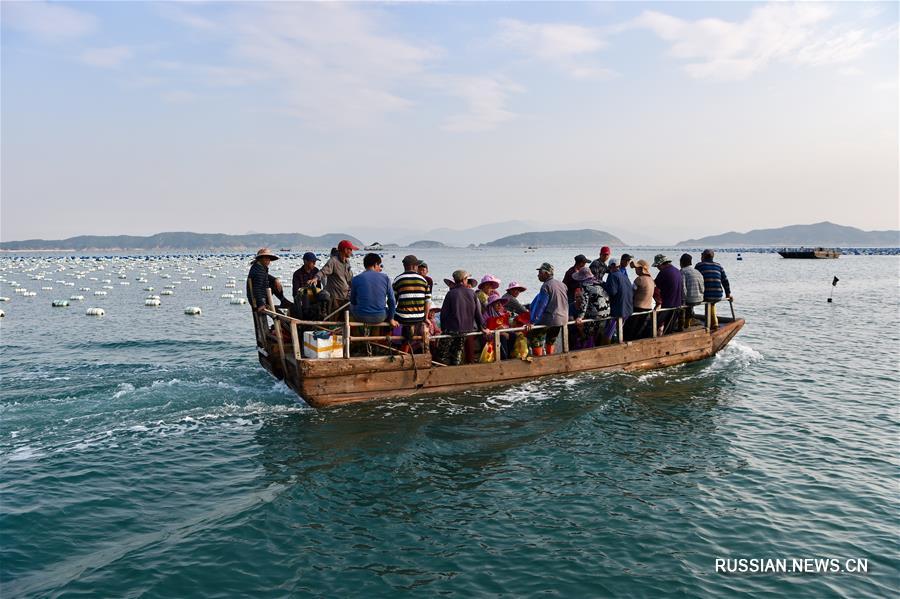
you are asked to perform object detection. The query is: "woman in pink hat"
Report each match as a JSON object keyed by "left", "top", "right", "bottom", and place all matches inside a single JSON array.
[
  {"left": 476, "top": 274, "right": 501, "bottom": 309},
  {"left": 501, "top": 281, "right": 528, "bottom": 316}
]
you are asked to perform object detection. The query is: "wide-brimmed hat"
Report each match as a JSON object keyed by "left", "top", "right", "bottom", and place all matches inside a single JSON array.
[
  {"left": 487, "top": 295, "right": 508, "bottom": 307},
  {"left": 634, "top": 259, "right": 652, "bottom": 274},
  {"left": 467, "top": 277, "right": 478, "bottom": 287},
  {"left": 255, "top": 248, "right": 279, "bottom": 261},
  {"left": 536, "top": 262, "right": 554, "bottom": 274},
  {"left": 506, "top": 281, "right": 527, "bottom": 292},
  {"left": 652, "top": 254, "right": 671, "bottom": 267},
  {"left": 338, "top": 240, "right": 359, "bottom": 251},
  {"left": 572, "top": 266, "right": 596, "bottom": 283},
  {"left": 478, "top": 274, "right": 501, "bottom": 289}
]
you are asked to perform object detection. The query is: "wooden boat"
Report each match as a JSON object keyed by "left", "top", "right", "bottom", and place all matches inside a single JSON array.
[
  {"left": 249, "top": 286, "right": 744, "bottom": 408},
  {"left": 777, "top": 247, "right": 841, "bottom": 259}
]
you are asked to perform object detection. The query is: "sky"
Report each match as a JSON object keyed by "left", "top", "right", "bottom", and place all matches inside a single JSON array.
[{"left": 1, "top": 1, "right": 897, "bottom": 244}]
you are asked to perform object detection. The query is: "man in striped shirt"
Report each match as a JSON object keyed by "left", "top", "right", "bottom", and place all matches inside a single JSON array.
[
  {"left": 392, "top": 255, "right": 432, "bottom": 352},
  {"left": 695, "top": 249, "right": 732, "bottom": 330}
]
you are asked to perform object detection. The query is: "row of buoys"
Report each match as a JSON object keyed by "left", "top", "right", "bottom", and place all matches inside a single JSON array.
[
  {"left": 70, "top": 295, "right": 85, "bottom": 301},
  {"left": 160, "top": 289, "right": 174, "bottom": 295},
  {"left": 86, "top": 307, "right": 105, "bottom": 316},
  {"left": 200, "top": 285, "right": 213, "bottom": 291},
  {"left": 184, "top": 306, "right": 202, "bottom": 315},
  {"left": 145, "top": 298, "right": 161, "bottom": 306},
  {"left": 52, "top": 300, "right": 69, "bottom": 307}
]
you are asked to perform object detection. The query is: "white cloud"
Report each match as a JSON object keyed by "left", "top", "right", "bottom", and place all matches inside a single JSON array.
[
  {"left": 631, "top": 3, "right": 894, "bottom": 80},
  {"left": 439, "top": 76, "right": 523, "bottom": 132},
  {"left": 151, "top": 2, "right": 522, "bottom": 131},
  {"left": 79, "top": 46, "right": 134, "bottom": 68},
  {"left": 160, "top": 90, "right": 197, "bottom": 104},
  {"left": 1, "top": 0, "right": 96, "bottom": 42},
  {"left": 156, "top": 3, "right": 441, "bottom": 126},
  {"left": 497, "top": 18, "right": 614, "bottom": 79}
]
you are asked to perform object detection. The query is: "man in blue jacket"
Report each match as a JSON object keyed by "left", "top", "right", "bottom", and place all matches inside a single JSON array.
[
  {"left": 600, "top": 259, "right": 633, "bottom": 342},
  {"left": 349, "top": 253, "right": 397, "bottom": 327}
]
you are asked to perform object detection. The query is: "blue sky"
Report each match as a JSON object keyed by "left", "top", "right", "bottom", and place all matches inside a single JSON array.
[{"left": 1, "top": 1, "right": 897, "bottom": 243}]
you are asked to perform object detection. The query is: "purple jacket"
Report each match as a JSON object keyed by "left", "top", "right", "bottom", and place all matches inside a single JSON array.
[
  {"left": 440, "top": 286, "right": 484, "bottom": 333},
  {"left": 654, "top": 264, "right": 683, "bottom": 308}
]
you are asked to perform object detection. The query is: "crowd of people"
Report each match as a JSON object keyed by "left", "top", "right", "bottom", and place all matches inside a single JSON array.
[{"left": 247, "top": 241, "right": 733, "bottom": 364}]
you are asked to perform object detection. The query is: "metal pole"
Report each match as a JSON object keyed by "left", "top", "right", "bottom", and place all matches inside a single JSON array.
[{"left": 343, "top": 310, "right": 351, "bottom": 359}]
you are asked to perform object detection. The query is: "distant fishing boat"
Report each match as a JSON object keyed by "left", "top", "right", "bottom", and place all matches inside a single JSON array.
[
  {"left": 777, "top": 247, "right": 841, "bottom": 259},
  {"left": 248, "top": 282, "right": 744, "bottom": 408}
]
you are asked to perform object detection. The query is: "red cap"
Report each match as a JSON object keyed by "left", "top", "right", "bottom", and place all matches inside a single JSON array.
[
  {"left": 600, "top": 246, "right": 611, "bottom": 255},
  {"left": 338, "top": 240, "right": 359, "bottom": 251}
]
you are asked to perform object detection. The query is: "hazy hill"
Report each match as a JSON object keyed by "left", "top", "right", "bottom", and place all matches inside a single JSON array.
[
  {"left": 407, "top": 240, "right": 446, "bottom": 248},
  {"left": 0, "top": 232, "right": 363, "bottom": 252},
  {"left": 677, "top": 222, "right": 900, "bottom": 247},
  {"left": 484, "top": 229, "right": 624, "bottom": 247}
]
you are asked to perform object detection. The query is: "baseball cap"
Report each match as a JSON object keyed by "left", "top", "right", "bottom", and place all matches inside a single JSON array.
[
  {"left": 536, "top": 262, "right": 554, "bottom": 274},
  {"left": 302, "top": 252, "right": 318, "bottom": 262},
  {"left": 600, "top": 246, "right": 611, "bottom": 255},
  {"left": 338, "top": 240, "right": 359, "bottom": 251},
  {"left": 574, "top": 254, "right": 589, "bottom": 264}
]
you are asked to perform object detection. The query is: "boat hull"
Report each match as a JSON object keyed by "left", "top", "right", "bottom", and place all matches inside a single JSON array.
[
  {"left": 261, "top": 319, "right": 744, "bottom": 408},
  {"left": 777, "top": 249, "right": 840, "bottom": 259}
]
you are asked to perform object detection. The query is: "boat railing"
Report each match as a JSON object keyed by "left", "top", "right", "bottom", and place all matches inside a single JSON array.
[{"left": 257, "top": 287, "right": 735, "bottom": 366}]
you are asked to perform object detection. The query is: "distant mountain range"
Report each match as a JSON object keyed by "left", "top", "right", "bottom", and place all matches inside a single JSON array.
[
  {"left": 0, "top": 232, "right": 362, "bottom": 252},
  {"left": 484, "top": 229, "right": 623, "bottom": 247},
  {"left": 4, "top": 221, "right": 897, "bottom": 252},
  {"left": 677, "top": 222, "right": 900, "bottom": 247}
]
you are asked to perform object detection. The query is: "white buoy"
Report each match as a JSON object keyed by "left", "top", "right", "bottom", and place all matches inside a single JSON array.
[
  {"left": 41, "top": 286, "right": 53, "bottom": 290},
  {"left": 220, "top": 293, "right": 234, "bottom": 299},
  {"left": 52, "top": 300, "right": 70, "bottom": 307},
  {"left": 201, "top": 285, "right": 213, "bottom": 291},
  {"left": 160, "top": 289, "right": 174, "bottom": 295},
  {"left": 86, "top": 307, "right": 105, "bottom": 316},
  {"left": 80, "top": 287, "right": 91, "bottom": 291},
  {"left": 94, "top": 290, "right": 107, "bottom": 296},
  {"left": 229, "top": 297, "right": 247, "bottom": 305},
  {"left": 184, "top": 306, "right": 202, "bottom": 315},
  {"left": 145, "top": 298, "right": 161, "bottom": 307},
  {"left": 70, "top": 295, "right": 85, "bottom": 301},
  {"left": 23, "top": 291, "right": 37, "bottom": 297},
  {"left": 0, "top": 297, "right": 9, "bottom": 302},
  {"left": 0, "top": 309, "right": 4, "bottom": 318},
  {"left": 144, "top": 286, "right": 154, "bottom": 291}
]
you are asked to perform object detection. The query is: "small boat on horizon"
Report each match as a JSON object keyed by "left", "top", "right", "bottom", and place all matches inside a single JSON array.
[{"left": 777, "top": 247, "right": 841, "bottom": 259}]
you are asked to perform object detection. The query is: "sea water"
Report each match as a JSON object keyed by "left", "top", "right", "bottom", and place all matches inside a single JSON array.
[{"left": 1, "top": 249, "right": 898, "bottom": 597}]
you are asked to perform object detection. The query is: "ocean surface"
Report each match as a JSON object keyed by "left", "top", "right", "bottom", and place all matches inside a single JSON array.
[{"left": 1, "top": 248, "right": 898, "bottom": 598}]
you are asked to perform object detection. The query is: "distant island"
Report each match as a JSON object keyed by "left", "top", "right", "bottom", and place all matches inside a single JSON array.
[
  {"left": 0, "top": 232, "right": 363, "bottom": 252},
  {"left": 484, "top": 229, "right": 623, "bottom": 248},
  {"left": 677, "top": 221, "right": 899, "bottom": 247},
  {"left": 407, "top": 240, "right": 446, "bottom": 249}
]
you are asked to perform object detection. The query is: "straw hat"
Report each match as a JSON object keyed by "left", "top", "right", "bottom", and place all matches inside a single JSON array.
[
  {"left": 634, "top": 259, "right": 652, "bottom": 274},
  {"left": 506, "top": 281, "right": 527, "bottom": 292},
  {"left": 255, "top": 248, "right": 279, "bottom": 261}
]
